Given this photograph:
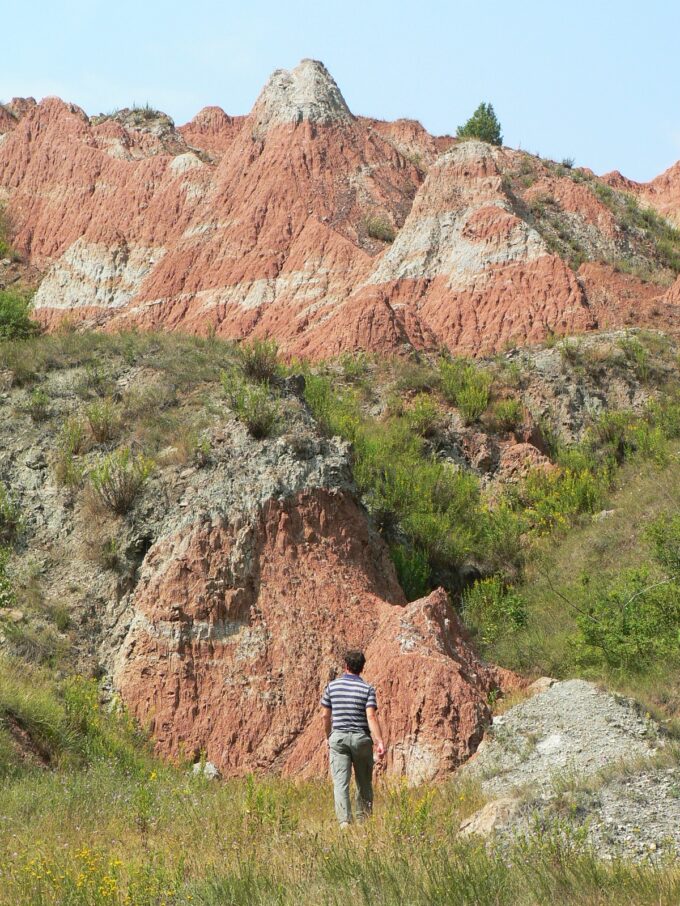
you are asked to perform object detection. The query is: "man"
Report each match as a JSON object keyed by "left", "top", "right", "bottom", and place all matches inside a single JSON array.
[{"left": 320, "top": 649, "right": 386, "bottom": 827}]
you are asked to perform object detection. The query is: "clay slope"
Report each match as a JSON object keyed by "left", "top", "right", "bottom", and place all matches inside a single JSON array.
[{"left": 1, "top": 59, "right": 679, "bottom": 355}]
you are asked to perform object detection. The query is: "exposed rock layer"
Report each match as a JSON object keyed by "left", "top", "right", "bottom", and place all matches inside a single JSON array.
[
  {"left": 114, "top": 489, "right": 518, "bottom": 782},
  {"left": 2, "top": 60, "right": 678, "bottom": 356}
]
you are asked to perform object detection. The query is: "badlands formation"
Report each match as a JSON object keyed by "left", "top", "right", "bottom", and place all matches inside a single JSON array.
[
  {"left": 1, "top": 59, "right": 679, "bottom": 358},
  {"left": 1, "top": 61, "right": 680, "bottom": 784}
]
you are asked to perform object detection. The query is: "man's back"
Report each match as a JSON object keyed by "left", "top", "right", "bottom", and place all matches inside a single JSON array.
[{"left": 321, "top": 673, "right": 377, "bottom": 733}]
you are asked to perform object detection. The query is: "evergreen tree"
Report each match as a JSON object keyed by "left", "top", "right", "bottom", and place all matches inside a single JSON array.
[{"left": 456, "top": 102, "right": 503, "bottom": 146}]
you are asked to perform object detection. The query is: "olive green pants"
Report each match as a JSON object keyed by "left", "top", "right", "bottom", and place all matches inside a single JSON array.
[{"left": 328, "top": 730, "right": 374, "bottom": 824}]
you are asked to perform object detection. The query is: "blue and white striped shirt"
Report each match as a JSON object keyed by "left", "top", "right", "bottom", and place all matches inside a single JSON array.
[{"left": 320, "top": 673, "right": 378, "bottom": 732}]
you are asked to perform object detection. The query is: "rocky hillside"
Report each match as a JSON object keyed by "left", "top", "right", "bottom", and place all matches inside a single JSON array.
[
  {"left": 1, "top": 60, "right": 679, "bottom": 357},
  {"left": 0, "top": 326, "right": 678, "bottom": 783}
]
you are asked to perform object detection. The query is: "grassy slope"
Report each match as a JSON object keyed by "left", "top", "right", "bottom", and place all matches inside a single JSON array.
[{"left": 491, "top": 444, "right": 680, "bottom": 731}]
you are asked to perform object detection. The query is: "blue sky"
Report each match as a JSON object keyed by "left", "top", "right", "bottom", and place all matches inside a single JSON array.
[{"left": 2, "top": 0, "right": 678, "bottom": 181}]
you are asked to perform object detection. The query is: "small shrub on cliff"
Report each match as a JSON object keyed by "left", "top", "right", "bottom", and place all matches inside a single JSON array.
[
  {"left": 439, "top": 357, "right": 493, "bottom": 423},
  {"left": 574, "top": 567, "right": 680, "bottom": 672},
  {"left": 236, "top": 337, "right": 280, "bottom": 384},
  {"left": 0, "top": 290, "right": 39, "bottom": 341},
  {"left": 25, "top": 387, "right": 50, "bottom": 422},
  {"left": 486, "top": 398, "right": 525, "bottom": 434},
  {"left": 0, "top": 484, "right": 21, "bottom": 545},
  {"left": 456, "top": 102, "right": 503, "bottom": 146},
  {"left": 404, "top": 393, "right": 442, "bottom": 437},
  {"left": 365, "top": 215, "right": 396, "bottom": 243},
  {"left": 390, "top": 545, "right": 431, "bottom": 602},
  {"left": 59, "top": 416, "right": 90, "bottom": 456},
  {"left": 88, "top": 448, "right": 155, "bottom": 515},
  {"left": 222, "top": 372, "right": 280, "bottom": 439},
  {"left": 462, "top": 576, "right": 528, "bottom": 646},
  {"left": 86, "top": 398, "right": 122, "bottom": 444}
]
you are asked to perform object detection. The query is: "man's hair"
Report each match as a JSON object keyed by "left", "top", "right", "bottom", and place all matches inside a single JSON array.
[{"left": 344, "top": 649, "right": 366, "bottom": 674}]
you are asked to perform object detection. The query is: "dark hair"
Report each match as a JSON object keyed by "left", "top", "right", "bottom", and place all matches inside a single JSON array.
[{"left": 344, "top": 649, "right": 366, "bottom": 674}]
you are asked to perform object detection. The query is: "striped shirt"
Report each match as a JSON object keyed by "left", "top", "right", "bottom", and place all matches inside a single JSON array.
[{"left": 320, "top": 673, "right": 378, "bottom": 732}]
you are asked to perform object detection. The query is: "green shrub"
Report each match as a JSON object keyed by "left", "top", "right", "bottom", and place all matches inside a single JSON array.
[
  {"left": 574, "top": 567, "right": 680, "bottom": 671},
  {"left": 0, "top": 547, "right": 15, "bottom": 609},
  {"left": 517, "top": 465, "right": 609, "bottom": 535},
  {"left": 404, "top": 393, "right": 442, "bottom": 437},
  {"left": 86, "top": 398, "right": 122, "bottom": 444},
  {"left": 25, "top": 387, "right": 50, "bottom": 421},
  {"left": 59, "top": 416, "right": 89, "bottom": 456},
  {"left": 365, "top": 216, "right": 396, "bottom": 243},
  {"left": 222, "top": 372, "right": 280, "bottom": 439},
  {"left": 456, "top": 102, "right": 503, "bottom": 146},
  {"left": 54, "top": 450, "right": 85, "bottom": 489},
  {"left": 236, "top": 337, "right": 280, "bottom": 384},
  {"left": 0, "top": 290, "right": 39, "bottom": 340},
  {"left": 89, "top": 448, "right": 155, "bottom": 515},
  {"left": 439, "top": 358, "right": 492, "bottom": 424},
  {"left": 0, "top": 205, "right": 14, "bottom": 259},
  {"left": 462, "top": 576, "right": 528, "bottom": 646},
  {"left": 645, "top": 513, "right": 680, "bottom": 574},
  {"left": 456, "top": 379, "right": 492, "bottom": 425},
  {"left": 617, "top": 336, "right": 651, "bottom": 382},
  {"left": 487, "top": 398, "right": 524, "bottom": 434},
  {"left": 0, "top": 484, "right": 21, "bottom": 544},
  {"left": 390, "top": 545, "right": 431, "bottom": 601}
]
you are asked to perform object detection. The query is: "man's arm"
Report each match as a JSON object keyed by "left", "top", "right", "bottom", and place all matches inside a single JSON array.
[
  {"left": 322, "top": 706, "right": 332, "bottom": 739},
  {"left": 366, "top": 706, "right": 385, "bottom": 759}
]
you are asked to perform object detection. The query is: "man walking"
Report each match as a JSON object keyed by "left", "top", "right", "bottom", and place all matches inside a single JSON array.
[{"left": 321, "top": 649, "right": 385, "bottom": 827}]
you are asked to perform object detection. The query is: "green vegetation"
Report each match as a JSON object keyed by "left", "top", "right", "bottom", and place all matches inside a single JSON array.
[
  {"left": 456, "top": 102, "right": 503, "bottom": 146},
  {"left": 88, "top": 447, "right": 155, "bottom": 515},
  {"left": 439, "top": 357, "right": 493, "bottom": 424},
  {"left": 222, "top": 371, "right": 280, "bottom": 438},
  {"left": 365, "top": 215, "right": 397, "bottom": 243},
  {"left": 0, "top": 204, "right": 17, "bottom": 260},
  {"left": 236, "top": 336, "right": 281, "bottom": 384},
  {"left": 0, "top": 665, "right": 678, "bottom": 905},
  {"left": 0, "top": 289, "right": 39, "bottom": 340},
  {"left": 591, "top": 182, "right": 680, "bottom": 275}
]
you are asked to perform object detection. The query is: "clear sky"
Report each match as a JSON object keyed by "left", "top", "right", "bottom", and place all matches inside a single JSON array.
[{"left": 2, "top": 0, "right": 678, "bottom": 181}]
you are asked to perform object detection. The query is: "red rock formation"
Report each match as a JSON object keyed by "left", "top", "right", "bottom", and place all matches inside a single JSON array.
[
  {"left": 114, "top": 488, "right": 518, "bottom": 782},
  {"left": 1, "top": 59, "right": 678, "bottom": 356}
]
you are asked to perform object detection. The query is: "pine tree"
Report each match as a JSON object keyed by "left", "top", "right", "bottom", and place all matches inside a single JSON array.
[{"left": 456, "top": 102, "right": 503, "bottom": 146}]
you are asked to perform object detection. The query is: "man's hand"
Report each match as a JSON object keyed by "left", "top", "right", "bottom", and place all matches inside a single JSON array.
[{"left": 375, "top": 740, "right": 386, "bottom": 760}]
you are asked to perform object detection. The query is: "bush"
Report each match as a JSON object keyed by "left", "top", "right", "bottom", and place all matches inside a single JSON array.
[
  {"left": 25, "top": 387, "right": 50, "bottom": 422},
  {"left": 222, "top": 372, "right": 280, "bottom": 439},
  {"left": 0, "top": 547, "right": 15, "bottom": 609},
  {"left": 404, "top": 393, "right": 442, "bottom": 437},
  {"left": 575, "top": 567, "right": 680, "bottom": 671},
  {"left": 88, "top": 448, "right": 155, "bottom": 515},
  {"left": 59, "top": 416, "right": 89, "bottom": 456},
  {"left": 236, "top": 337, "right": 280, "bottom": 384},
  {"left": 390, "top": 545, "right": 431, "bottom": 601},
  {"left": 0, "top": 290, "right": 39, "bottom": 340},
  {"left": 0, "top": 484, "right": 21, "bottom": 544},
  {"left": 86, "top": 398, "right": 122, "bottom": 444},
  {"left": 456, "top": 102, "right": 503, "bottom": 146},
  {"left": 439, "top": 358, "right": 493, "bottom": 424},
  {"left": 365, "top": 216, "right": 396, "bottom": 243},
  {"left": 487, "top": 398, "right": 524, "bottom": 434},
  {"left": 462, "top": 576, "right": 528, "bottom": 646}
]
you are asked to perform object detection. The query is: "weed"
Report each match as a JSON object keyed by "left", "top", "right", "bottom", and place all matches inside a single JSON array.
[
  {"left": 85, "top": 398, "right": 122, "bottom": 444},
  {"left": 404, "top": 393, "right": 442, "bottom": 437},
  {"left": 0, "top": 289, "right": 39, "bottom": 341},
  {"left": 390, "top": 545, "right": 431, "bottom": 601},
  {"left": 487, "top": 398, "right": 525, "bottom": 433},
  {"left": 88, "top": 448, "right": 155, "bottom": 515},
  {"left": 222, "top": 372, "right": 280, "bottom": 438},
  {"left": 0, "top": 484, "right": 21, "bottom": 544},
  {"left": 25, "top": 387, "right": 50, "bottom": 421},
  {"left": 365, "top": 215, "right": 396, "bottom": 243},
  {"left": 463, "top": 576, "right": 528, "bottom": 645},
  {"left": 236, "top": 337, "right": 280, "bottom": 384}
]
